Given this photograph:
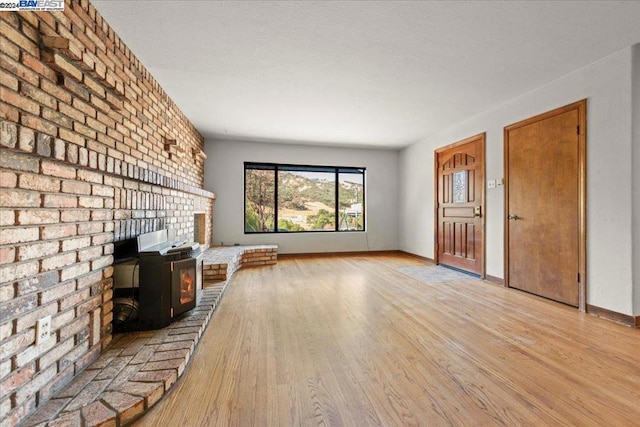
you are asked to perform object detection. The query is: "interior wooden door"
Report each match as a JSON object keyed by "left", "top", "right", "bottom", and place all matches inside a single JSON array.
[
  {"left": 436, "top": 134, "right": 485, "bottom": 276},
  {"left": 505, "top": 100, "right": 586, "bottom": 308}
]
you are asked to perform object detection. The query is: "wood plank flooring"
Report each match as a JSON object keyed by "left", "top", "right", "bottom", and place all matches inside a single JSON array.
[{"left": 132, "top": 254, "right": 640, "bottom": 426}]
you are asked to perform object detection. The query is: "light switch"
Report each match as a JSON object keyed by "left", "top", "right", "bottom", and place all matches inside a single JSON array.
[{"left": 488, "top": 180, "right": 496, "bottom": 189}]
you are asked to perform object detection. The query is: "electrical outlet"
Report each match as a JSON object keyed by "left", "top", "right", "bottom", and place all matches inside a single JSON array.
[{"left": 35, "top": 315, "right": 52, "bottom": 345}]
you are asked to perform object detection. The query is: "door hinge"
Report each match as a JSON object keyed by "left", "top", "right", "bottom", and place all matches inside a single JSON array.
[
  {"left": 577, "top": 272, "right": 580, "bottom": 282},
  {"left": 170, "top": 262, "right": 174, "bottom": 272},
  {"left": 577, "top": 125, "right": 580, "bottom": 135}
]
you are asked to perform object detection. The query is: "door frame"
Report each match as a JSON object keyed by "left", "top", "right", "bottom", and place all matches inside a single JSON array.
[
  {"left": 503, "top": 99, "right": 587, "bottom": 311},
  {"left": 434, "top": 133, "right": 486, "bottom": 278}
]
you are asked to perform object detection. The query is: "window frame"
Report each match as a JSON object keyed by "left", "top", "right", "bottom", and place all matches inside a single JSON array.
[{"left": 244, "top": 162, "right": 366, "bottom": 234}]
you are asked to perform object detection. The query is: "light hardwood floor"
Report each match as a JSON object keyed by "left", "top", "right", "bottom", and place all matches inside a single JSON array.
[{"left": 133, "top": 254, "right": 640, "bottom": 426}]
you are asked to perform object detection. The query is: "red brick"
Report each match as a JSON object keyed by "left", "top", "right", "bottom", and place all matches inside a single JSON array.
[
  {"left": 83, "top": 75, "right": 106, "bottom": 98},
  {"left": 0, "top": 260, "right": 39, "bottom": 282},
  {"left": 21, "top": 113, "right": 57, "bottom": 136},
  {"left": 41, "top": 160, "right": 76, "bottom": 179},
  {"left": 36, "top": 133, "right": 52, "bottom": 157},
  {"left": 40, "top": 280, "right": 76, "bottom": 304},
  {"left": 42, "top": 107, "right": 73, "bottom": 129},
  {"left": 60, "top": 262, "right": 90, "bottom": 281},
  {"left": 15, "top": 335, "right": 57, "bottom": 368},
  {"left": 19, "top": 398, "right": 70, "bottom": 427},
  {"left": 14, "top": 302, "right": 58, "bottom": 333},
  {"left": 77, "top": 221, "right": 103, "bottom": 234},
  {"left": 43, "top": 194, "right": 78, "bottom": 208},
  {"left": 53, "top": 138, "right": 66, "bottom": 161},
  {"left": 77, "top": 169, "right": 103, "bottom": 184},
  {"left": 58, "top": 127, "right": 86, "bottom": 146},
  {"left": 17, "top": 209, "right": 59, "bottom": 225},
  {"left": 0, "top": 171, "right": 17, "bottom": 187},
  {"left": 41, "top": 223, "right": 77, "bottom": 240},
  {"left": 0, "top": 121, "right": 17, "bottom": 150},
  {"left": 18, "top": 126, "right": 36, "bottom": 152},
  {"left": 21, "top": 83, "right": 58, "bottom": 110},
  {"left": 19, "top": 173, "right": 60, "bottom": 192},
  {"left": 62, "top": 237, "right": 91, "bottom": 252},
  {"left": 22, "top": 52, "right": 57, "bottom": 81},
  {"left": 17, "top": 240, "right": 60, "bottom": 261},
  {"left": 81, "top": 400, "right": 116, "bottom": 427},
  {"left": 100, "top": 392, "right": 144, "bottom": 425},
  {"left": 51, "top": 308, "right": 76, "bottom": 331},
  {"left": 0, "top": 188, "right": 40, "bottom": 207},
  {"left": 0, "top": 20, "right": 38, "bottom": 57},
  {"left": 41, "top": 252, "right": 77, "bottom": 272},
  {"left": 42, "top": 50, "right": 83, "bottom": 82},
  {"left": 0, "top": 244, "right": 15, "bottom": 263},
  {"left": 60, "top": 209, "right": 90, "bottom": 223},
  {"left": 78, "top": 196, "right": 104, "bottom": 208},
  {"left": 87, "top": 115, "right": 108, "bottom": 135},
  {"left": 58, "top": 311, "right": 89, "bottom": 339},
  {"left": 0, "top": 68, "right": 19, "bottom": 91},
  {"left": 90, "top": 210, "right": 113, "bottom": 221},
  {"left": 0, "top": 150, "right": 39, "bottom": 172},
  {"left": 78, "top": 147, "right": 89, "bottom": 166},
  {"left": 1, "top": 53, "right": 39, "bottom": 86},
  {"left": 92, "top": 184, "right": 114, "bottom": 197},
  {"left": 1, "top": 87, "right": 40, "bottom": 117},
  {"left": 66, "top": 142, "right": 79, "bottom": 163},
  {"left": 72, "top": 121, "right": 96, "bottom": 139},
  {"left": 90, "top": 94, "right": 111, "bottom": 113},
  {"left": 58, "top": 101, "right": 85, "bottom": 123},
  {"left": 0, "top": 34, "right": 20, "bottom": 61},
  {"left": 0, "top": 100, "right": 20, "bottom": 122},
  {"left": 0, "top": 362, "right": 36, "bottom": 396},
  {"left": 0, "top": 225, "right": 39, "bottom": 244},
  {"left": 78, "top": 246, "right": 102, "bottom": 262},
  {"left": 41, "top": 77, "right": 73, "bottom": 105},
  {"left": 91, "top": 255, "right": 113, "bottom": 271},
  {"left": 73, "top": 97, "right": 97, "bottom": 118},
  {"left": 61, "top": 180, "right": 91, "bottom": 195},
  {"left": 91, "top": 233, "right": 113, "bottom": 245}
]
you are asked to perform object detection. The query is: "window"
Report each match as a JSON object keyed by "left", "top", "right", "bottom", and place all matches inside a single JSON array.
[{"left": 244, "top": 163, "right": 365, "bottom": 233}]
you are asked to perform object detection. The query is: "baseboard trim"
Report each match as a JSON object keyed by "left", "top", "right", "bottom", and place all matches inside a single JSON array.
[
  {"left": 586, "top": 304, "right": 639, "bottom": 328},
  {"left": 398, "top": 251, "right": 435, "bottom": 263},
  {"left": 485, "top": 275, "right": 505, "bottom": 286},
  {"left": 278, "top": 250, "right": 404, "bottom": 259}
]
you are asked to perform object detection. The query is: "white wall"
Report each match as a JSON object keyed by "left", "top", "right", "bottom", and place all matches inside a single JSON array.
[
  {"left": 399, "top": 47, "right": 636, "bottom": 315},
  {"left": 632, "top": 43, "right": 640, "bottom": 316},
  {"left": 204, "top": 140, "right": 399, "bottom": 254}
]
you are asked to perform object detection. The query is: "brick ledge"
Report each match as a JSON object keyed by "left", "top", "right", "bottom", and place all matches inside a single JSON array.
[{"left": 21, "top": 244, "right": 277, "bottom": 427}]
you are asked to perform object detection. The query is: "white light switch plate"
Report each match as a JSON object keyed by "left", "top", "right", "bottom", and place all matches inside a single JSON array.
[{"left": 488, "top": 179, "right": 496, "bottom": 189}]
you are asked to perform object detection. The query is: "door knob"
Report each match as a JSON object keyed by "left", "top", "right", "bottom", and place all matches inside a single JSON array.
[
  {"left": 474, "top": 206, "right": 482, "bottom": 217},
  {"left": 508, "top": 214, "right": 520, "bottom": 220}
]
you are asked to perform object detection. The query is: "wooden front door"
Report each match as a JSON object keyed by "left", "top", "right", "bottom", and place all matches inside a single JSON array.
[
  {"left": 504, "top": 100, "right": 586, "bottom": 308},
  {"left": 436, "top": 134, "right": 485, "bottom": 276}
]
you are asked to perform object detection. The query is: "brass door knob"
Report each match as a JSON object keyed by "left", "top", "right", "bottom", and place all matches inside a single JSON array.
[{"left": 508, "top": 215, "right": 520, "bottom": 220}]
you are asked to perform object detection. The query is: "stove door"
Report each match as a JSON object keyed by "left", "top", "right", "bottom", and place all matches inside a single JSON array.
[{"left": 171, "top": 258, "right": 197, "bottom": 317}]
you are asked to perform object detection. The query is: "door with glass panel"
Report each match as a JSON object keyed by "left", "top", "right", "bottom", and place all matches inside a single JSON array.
[{"left": 435, "top": 134, "right": 485, "bottom": 276}]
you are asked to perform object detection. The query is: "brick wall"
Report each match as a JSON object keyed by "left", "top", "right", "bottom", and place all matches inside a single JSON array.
[{"left": 0, "top": 2, "right": 214, "bottom": 425}]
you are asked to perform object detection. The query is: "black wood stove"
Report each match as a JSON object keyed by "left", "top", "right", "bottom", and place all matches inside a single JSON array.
[{"left": 113, "top": 229, "right": 203, "bottom": 331}]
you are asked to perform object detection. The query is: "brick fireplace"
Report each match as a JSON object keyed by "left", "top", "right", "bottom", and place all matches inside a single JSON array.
[{"left": 0, "top": 3, "right": 214, "bottom": 425}]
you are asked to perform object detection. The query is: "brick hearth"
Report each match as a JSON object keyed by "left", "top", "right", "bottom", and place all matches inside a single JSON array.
[
  {"left": 202, "top": 245, "right": 277, "bottom": 282},
  {"left": 20, "top": 245, "right": 277, "bottom": 426}
]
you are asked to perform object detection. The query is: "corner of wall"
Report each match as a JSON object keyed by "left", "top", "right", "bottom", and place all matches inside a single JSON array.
[{"left": 631, "top": 43, "right": 640, "bottom": 316}]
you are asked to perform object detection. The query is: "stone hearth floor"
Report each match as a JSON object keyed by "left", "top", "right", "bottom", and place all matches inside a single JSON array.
[{"left": 21, "top": 245, "right": 277, "bottom": 427}]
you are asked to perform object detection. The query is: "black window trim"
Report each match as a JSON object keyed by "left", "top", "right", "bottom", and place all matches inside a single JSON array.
[{"left": 244, "top": 162, "right": 366, "bottom": 234}]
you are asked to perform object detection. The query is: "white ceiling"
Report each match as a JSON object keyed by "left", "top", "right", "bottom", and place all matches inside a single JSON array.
[{"left": 92, "top": 1, "right": 640, "bottom": 148}]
